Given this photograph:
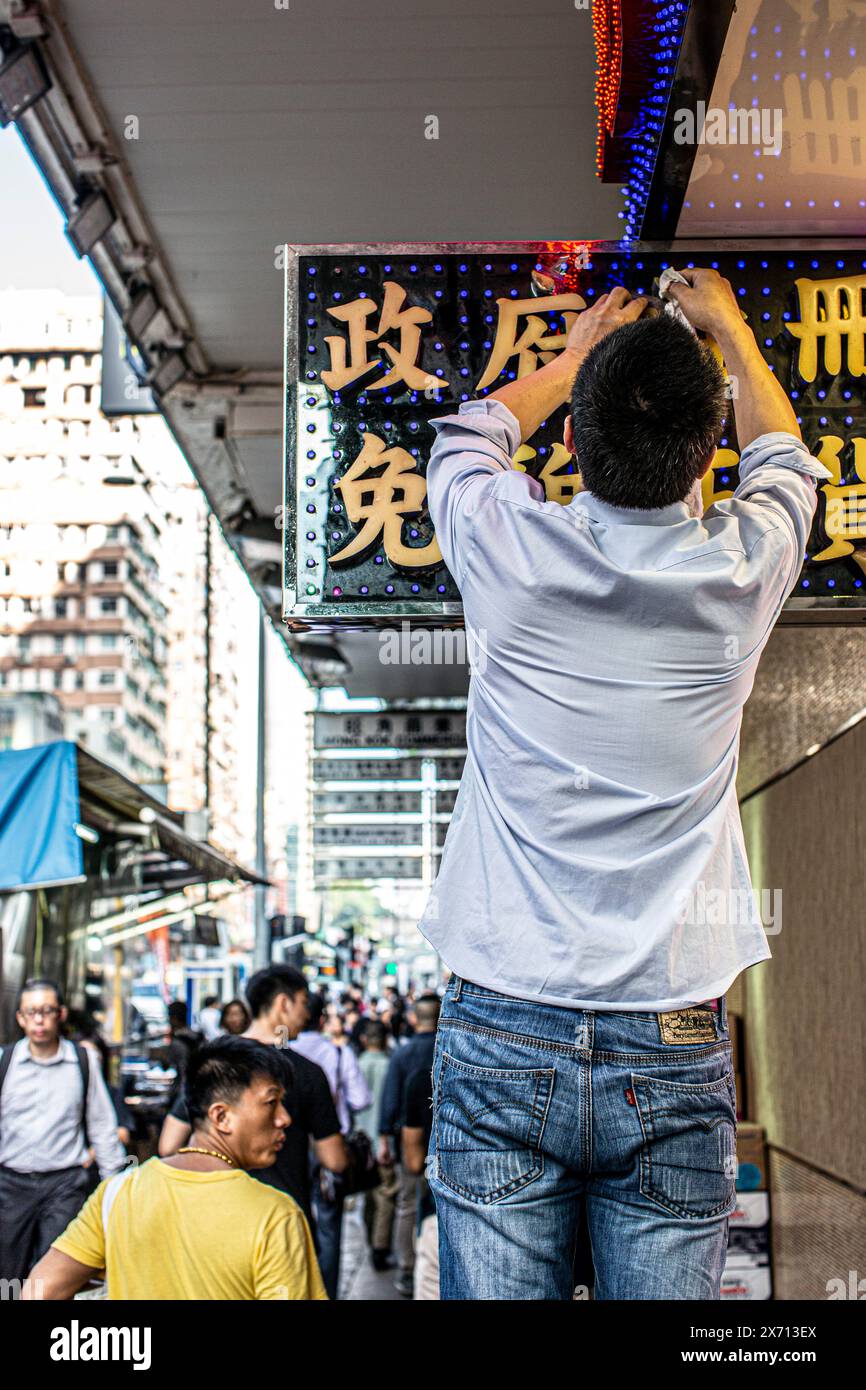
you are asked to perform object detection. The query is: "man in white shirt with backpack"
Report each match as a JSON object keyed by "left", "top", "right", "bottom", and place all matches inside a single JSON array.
[{"left": 0, "top": 977, "right": 125, "bottom": 1290}]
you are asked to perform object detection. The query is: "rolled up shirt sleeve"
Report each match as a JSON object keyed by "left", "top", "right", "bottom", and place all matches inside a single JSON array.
[
  {"left": 426, "top": 399, "right": 538, "bottom": 584},
  {"left": 708, "top": 428, "right": 839, "bottom": 614},
  {"left": 733, "top": 430, "right": 834, "bottom": 589},
  {"left": 85, "top": 1051, "right": 127, "bottom": 1178}
]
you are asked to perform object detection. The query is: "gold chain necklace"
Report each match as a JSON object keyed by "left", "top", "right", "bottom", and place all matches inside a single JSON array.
[{"left": 177, "top": 1146, "right": 235, "bottom": 1167}]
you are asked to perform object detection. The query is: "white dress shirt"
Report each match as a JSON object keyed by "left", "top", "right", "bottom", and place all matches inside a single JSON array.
[
  {"left": 0, "top": 1037, "right": 126, "bottom": 1176},
  {"left": 417, "top": 399, "right": 832, "bottom": 1011}
]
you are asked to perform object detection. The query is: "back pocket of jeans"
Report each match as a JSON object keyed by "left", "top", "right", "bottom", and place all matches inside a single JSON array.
[
  {"left": 435, "top": 1051, "right": 554, "bottom": 1205},
  {"left": 631, "top": 1070, "right": 737, "bottom": 1221}
]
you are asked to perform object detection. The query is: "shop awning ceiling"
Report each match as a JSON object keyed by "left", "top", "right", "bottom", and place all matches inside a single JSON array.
[{"left": 75, "top": 744, "right": 267, "bottom": 888}]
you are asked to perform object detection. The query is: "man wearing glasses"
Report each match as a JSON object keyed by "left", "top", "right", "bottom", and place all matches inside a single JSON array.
[{"left": 0, "top": 977, "right": 125, "bottom": 1289}]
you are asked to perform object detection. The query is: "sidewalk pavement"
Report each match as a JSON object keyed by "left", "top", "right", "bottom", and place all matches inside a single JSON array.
[{"left": 339, "top": 1197, "right": 408, "bottom": 1301}]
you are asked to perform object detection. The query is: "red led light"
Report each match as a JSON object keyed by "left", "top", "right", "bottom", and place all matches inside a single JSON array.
[{"left": 593, "top": 0, "right": 623, "bottom": 175}]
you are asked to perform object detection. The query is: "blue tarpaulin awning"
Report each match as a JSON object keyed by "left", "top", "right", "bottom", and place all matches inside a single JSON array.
[{"left": 0, "top": 741, "right": 85, "bottom": 892}]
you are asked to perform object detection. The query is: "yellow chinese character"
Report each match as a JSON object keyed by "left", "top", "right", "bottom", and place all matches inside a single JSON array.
[
  {"left": 321, "top": 281, "right": 433, "bottom": 392},
  {"left": 786, "top": 274, "right": 866, "bottom": 382},
  {"left": 514, "top": 442, "right": 582, "bottom": 505},
  {"left": 810, "top": 434, "right": 866, "bottom": 569},
  {"left": 332, "top": 433, "right": 442, "bottom": 568},
  {"left": 476, "top": 294, "right": 585, "bottom": 391}
]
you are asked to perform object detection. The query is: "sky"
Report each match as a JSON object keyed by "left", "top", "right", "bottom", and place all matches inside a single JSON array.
[{"left": 0, "top": 124, "right": 313, "bottom": 860}]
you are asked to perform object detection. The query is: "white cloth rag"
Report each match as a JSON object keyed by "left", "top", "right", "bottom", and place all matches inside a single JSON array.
[{"left": 657, "top": 267, "right": 696, "bottom": 335}]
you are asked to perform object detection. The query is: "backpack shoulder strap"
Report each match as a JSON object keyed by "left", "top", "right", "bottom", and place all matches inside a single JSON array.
[
  {"left": 0, "top": 1044, "right": 15, "bottom": 1094},
  {"left": 101, "top": 1165, "right": 134, "bottom": 1236},
  {"left": 73, "top": 1042, "right": 91, "bottom": 1147}
]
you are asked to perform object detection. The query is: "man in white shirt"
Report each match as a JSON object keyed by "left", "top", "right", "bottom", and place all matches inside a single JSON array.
[
  {"left": 0, "top": 977, "right": 126, "bottom": 1289},
  {"left": 421, "top": 270, "right": 830, "bottom": 1299}
]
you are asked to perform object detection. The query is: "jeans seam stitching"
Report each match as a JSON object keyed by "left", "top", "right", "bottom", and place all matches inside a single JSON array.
[{"left": 440, "top": 1017, "right": 730, "bottom": 1065}]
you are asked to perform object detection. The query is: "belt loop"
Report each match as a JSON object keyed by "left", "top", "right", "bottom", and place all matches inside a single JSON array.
[
  {"left": 718, "top": 993, "right": 728, "bottom": 1038},
  {"left": 451, "top": 973, "right": 463, "bottom": 1002}
]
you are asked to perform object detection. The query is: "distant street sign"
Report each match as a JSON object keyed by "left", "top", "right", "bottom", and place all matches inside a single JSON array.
[
  {"left": 313, "top": 754, "right": 465, "bottom": 782},
  {"left": 314, "top": 855, "right": 424, "bottom": 884},
  {"left": 314, "top": 823, "right": 423, "bottom": 848},
  {"left": 314, "top": 709, "right": 466, "bottom": 751},
  {"left": 314, "top": 788, "right": 422, "bottom": 816}
]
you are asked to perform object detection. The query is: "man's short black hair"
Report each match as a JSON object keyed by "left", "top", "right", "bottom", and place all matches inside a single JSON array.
[
  {"left": 245, "top": 965, "right": 308, "bottom": 1020},
  {"left": 17, "top": 977, "right": 64, "bottom": 1008},
  {"left": 362, "top": 1018, "right": 388, "bottom": 1049},
  {"left": 569, "top": 314, "right": 727, "bottom": 509},
  {"left": 303, "top": 993, "right": 326, "bottom": 1031},
  {"left": 185, "top": 1036, "right": 289, "bottom": 1127}
]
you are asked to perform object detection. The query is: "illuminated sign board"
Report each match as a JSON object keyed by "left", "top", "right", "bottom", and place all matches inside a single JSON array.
[{"left": 284, "top": 243, "right": 866, "bottom": 627}]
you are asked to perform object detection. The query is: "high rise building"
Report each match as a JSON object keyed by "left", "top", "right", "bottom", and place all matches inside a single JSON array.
[{"left": 0, "top": 291, "right": 168, "bottom": 788}]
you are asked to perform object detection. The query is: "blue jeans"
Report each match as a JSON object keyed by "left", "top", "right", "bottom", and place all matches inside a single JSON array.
[{"left": 429, "top": 975, "right": 737, "bottom": 1300}]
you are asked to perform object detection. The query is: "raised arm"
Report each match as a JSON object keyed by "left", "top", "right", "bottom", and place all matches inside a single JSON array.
[{"left": 665, "top": 268, "right": 801, "bottom": 448}]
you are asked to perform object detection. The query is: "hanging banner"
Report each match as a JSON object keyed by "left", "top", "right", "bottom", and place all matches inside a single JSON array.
[
  {"left": 283, "top": 242, "right": 866, "bottom": 628},
  {"left": 0, "top": 741, "right": 85, "bottom": 891}
]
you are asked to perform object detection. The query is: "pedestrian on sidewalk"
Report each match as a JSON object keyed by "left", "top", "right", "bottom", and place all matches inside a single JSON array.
[
  {"left": 26, "top": 1036, "right": 326, "bottom": 1300},
  {"left": 356, "top": 1018, "right": 398, "bottom": 1271},
  {"left": 0, "top": 978, "right": 126, "bottom": 1289},
  {"left": 378, "top": 993, "right": 440, "bottom": 1297}
]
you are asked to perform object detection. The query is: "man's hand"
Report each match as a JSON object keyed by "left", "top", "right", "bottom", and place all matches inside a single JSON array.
[
  {"left": 667, "top": 267, "right": 799, "bottom": 446},
  {"left": 664, "top": 268, "right": 745, "bottom": 342},
  {"left": 564, "top": 286, "right": 648, "bottom": 363}
]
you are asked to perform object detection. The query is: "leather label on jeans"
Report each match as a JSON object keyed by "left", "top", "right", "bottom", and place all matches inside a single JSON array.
[{"left": 657, "top": 1008, "right": 717, "bottom": 1044}]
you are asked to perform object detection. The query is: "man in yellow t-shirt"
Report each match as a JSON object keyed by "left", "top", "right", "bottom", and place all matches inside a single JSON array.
[{"left": 25, "top": 1036, "right": 327, "bottom": 1300}]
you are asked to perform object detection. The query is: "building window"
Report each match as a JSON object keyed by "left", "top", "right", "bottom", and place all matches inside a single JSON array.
[
  {"left": 53, "top": 670, "right": 63, "bottom": 689},
  {"left": 53, "top": 635, "right": 64, "bottom": 654},
  {"left": 106, "top": 525, "right": 120, "bottom": 542},
  {"left": 100, "top": 633, "right": 118, "bottom": 650},
  {"left": 98, "top": 671, "right": 116, "bottom": 687},
  {"left": 102, "top": 561, "right": 119, "bottom": 579},
  {"left": 55, "top": 598, "right": 68, "bottom": 618},
  {"left": 100, "top": 598, "right": 117, "bottom": 614}
]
